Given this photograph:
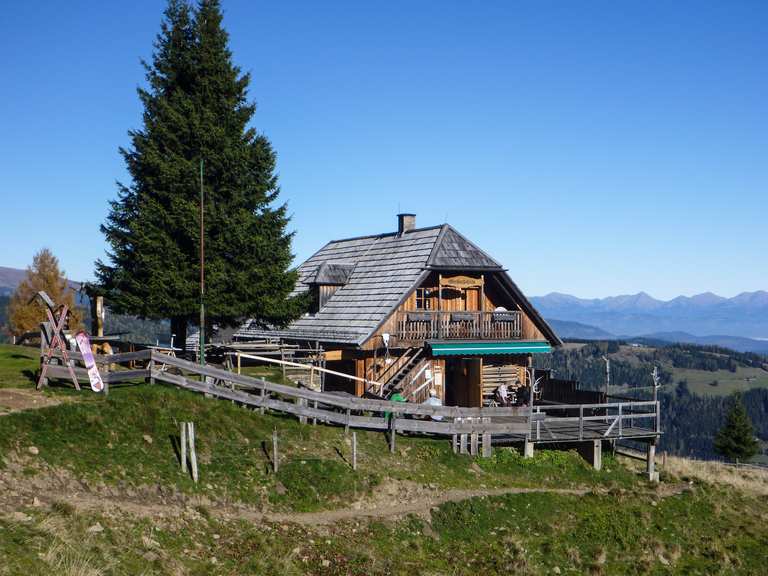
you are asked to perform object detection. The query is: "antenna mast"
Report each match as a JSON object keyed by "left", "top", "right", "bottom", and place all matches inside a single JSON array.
[{"left": 199, "top": 158, "right": 205, "bottom": 366}]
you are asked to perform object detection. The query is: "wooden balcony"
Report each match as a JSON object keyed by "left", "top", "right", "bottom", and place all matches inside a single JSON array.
[{"left": 395, "top": 310, "right": 522, "bottom": 341}]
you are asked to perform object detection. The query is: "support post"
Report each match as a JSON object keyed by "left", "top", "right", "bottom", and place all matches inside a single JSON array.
[
  {"left": 390, "top": 416, "right": 397, "bottom": 453},
  {"left": 647, "top": 442, "right": 658, "bottom": 482},
  {"left": 38, "top": 324, "right": 49, "bottom": 389},
  {"left": 524, "top": 439, "right": 534, "bottom": 459},
  {"left": 470, "top": 432, "right": 478, "bottom": 456},
  {"left": 352, "top": 431, "right": 357, "bottom": 471},
  {"left": 460, "top": 434, "right": 468, "bottom": 455},
  {"left": 345, "top": 408, "right": 351, "bottom": 433},
  {"left": 452, "top": 434, "right": 458, "bottom": 454},
  {"left": 578, "top": 440, "right": 602, "bottom": 470}
]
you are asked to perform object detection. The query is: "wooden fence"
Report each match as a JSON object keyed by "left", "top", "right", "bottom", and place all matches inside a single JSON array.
[{"left": 38, "top": 348, "right": 661, "bottom": 452}]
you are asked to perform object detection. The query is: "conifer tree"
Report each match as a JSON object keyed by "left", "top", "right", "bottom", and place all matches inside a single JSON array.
[
  {"left": 714, "top": 394, "right": 759, "bottom": 462},
  {"left": 9, "top": 249, "right": 82, "bottom": 336},
  {"left": 97, "top": 0, "right": 305, "bottom": 346}
]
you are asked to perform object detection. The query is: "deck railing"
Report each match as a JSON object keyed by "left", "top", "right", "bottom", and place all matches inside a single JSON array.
[
  {"left": 36, "top": 346, "right": 660, "bottom": 450},
  {"left": 395, "top": 310, "right": 522, "bottom": 341}
]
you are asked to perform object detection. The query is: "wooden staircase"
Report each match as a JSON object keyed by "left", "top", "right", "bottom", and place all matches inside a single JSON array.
[{"left": 378, "top": 348, "right": 424, "bottom": 398}]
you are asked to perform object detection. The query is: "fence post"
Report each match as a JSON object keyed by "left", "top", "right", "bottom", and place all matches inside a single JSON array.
[
  {"left": 618, "top": 404, "right": 623, "bottom": 438},
  {"left": 180, "top": 421, "right": 187, "bottom": 473},
  {"left": 460, "top": 434, "right": 468, "bottom": 455},
  {"left": 470, "top": 432, "right": 478, "bottom": 456},
  {"left": 452, "top": 434, "right": 458, "bottom": 454},
  {"left": 352, "top": 431, "right": 357, "bottom": 471},
  {"left": 237, "top": 352, "right": 241, "bottom": 375},
  {"left": 579, "top": 405, "right": 584, "bottom": 441},
  {"left": 188, "top": 422, "right": 198, "bottom": 483},
  {"left": 298, "top": 398, "right": 307, "bottom": 425},
  {"left": 482, "top": 433, "right": 492, "bottom": 458},
  {"left": 390, "top": 415, "right": 397, "bottom": 453},
  {"left": 149, "top": 358, "right": 155, "bottom": 384},
  {"left": 272, "top": 429, "right": 279, "bottom": 473}
]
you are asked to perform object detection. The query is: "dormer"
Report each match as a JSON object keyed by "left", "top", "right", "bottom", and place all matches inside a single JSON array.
[{"left": 308, "top": 261, "right": 355, "bottom": 313}]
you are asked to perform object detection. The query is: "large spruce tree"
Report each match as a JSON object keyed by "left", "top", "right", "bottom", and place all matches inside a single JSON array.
[
  {"left": 714, "top": 394, "right": 760, "bottom": 462},
  {"left": 97, "top": 0, "right": 305, "bottom": 346}
]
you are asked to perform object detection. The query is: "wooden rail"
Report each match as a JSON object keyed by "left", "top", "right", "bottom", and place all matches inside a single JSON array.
[
  {"left": 396, "top": 310, "right": 522, "bottom": 341},
  {"left": 37, "top": 347, "right": 660, "bottom": 447}
]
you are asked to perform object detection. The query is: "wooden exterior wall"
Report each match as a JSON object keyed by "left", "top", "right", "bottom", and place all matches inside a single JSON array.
[{"left": 361, "top": 271, "right": 546, "bottom": 350}]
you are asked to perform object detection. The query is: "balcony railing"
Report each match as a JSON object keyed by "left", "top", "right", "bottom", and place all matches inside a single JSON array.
[{"left": 395, "top": 310, "right": 522, "bottom": 341}]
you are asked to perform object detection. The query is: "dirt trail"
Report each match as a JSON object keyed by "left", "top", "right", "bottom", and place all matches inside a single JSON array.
[
  {"left": 1, "top": 458, "right": 690, "bottom": 527},
  {"left": 0, "top": 457, "right": 602, "bottom": 527},
  {"left": 8, "top": 484, "right": 591, "bottom": 526},
  {"left": 0, "top": 388, "right": 65, "bottom": 415},
  {"left": 261, "top": 486, "right": 589, "bottom": 525}
]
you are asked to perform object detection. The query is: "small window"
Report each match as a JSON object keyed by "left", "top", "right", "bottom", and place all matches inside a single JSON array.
[{"left": 415, "top": 288, "right": 432, "bottom": 310}]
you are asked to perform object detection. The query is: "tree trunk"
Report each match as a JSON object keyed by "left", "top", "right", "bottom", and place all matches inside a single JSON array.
[{"left": 170, "top": 316, "right": 187, "bottom": 357}]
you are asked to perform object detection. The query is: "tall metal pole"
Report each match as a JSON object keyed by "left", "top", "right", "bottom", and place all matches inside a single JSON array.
[{"left": 199, "top": 158, "right": 205, "bottom": 366}]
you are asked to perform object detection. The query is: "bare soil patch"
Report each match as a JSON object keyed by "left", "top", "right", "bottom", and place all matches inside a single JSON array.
[{"left": 0, "top": 388, "right": 65, "bottom": 416}]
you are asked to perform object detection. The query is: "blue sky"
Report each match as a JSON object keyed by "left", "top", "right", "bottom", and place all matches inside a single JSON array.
[{"left": 0, "top": 1, "right": 765, "bottom": 300}]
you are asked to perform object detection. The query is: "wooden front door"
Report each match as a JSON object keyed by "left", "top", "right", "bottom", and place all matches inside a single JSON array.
[{"left": 445, "top": 357, "right": 483, "bottom": 407}]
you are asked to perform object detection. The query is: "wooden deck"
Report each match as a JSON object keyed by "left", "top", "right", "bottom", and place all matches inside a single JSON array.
[
  {"left": 38, "top": 348, "right": 660, "bottom": 451},
  {"left": 395, "top": 310, "right": 523, "bottom": 341}
]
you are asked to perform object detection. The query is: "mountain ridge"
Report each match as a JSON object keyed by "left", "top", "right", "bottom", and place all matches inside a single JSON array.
[{"left": 533, "top": 290, "right": 768, "bottom": 341}]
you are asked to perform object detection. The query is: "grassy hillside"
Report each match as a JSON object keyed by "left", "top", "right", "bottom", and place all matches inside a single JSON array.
[
  {"left": 672, "top": 365, "right": 768, "bottom": 397},
  {"left": 0, "top": 344, "right": 37, "bottom": 389},
  {"left": 0, "top": 345, "right": 767, "bottom": 574},
  {"left": 1, "top": 386, "right": 767, "bottom": 574}
]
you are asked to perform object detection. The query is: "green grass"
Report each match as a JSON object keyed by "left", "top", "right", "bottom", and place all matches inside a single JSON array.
[
  {"left": 0, "top": 384, "right": 638, "bottom": 512},
  {"left": 672, "top": 366, "right": 768, "bottom": 397},
  {"left": 1, "top": 345, "right": 767, "bottom": 574},
  {"left": 0, "top": 344, "right": 38, "bottom": 389},
  {"left": 239, "top": 365, "right": 295, "bottom": 386},
  {"left": 2, "top": 482, "right": 766, "bottom": 575}
]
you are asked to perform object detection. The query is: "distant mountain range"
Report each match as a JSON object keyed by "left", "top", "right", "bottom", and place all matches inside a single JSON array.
[
  {"left": 0, "top": 266, "right": 82, "bottom": 298},
  {"left": 0, "top": 267, "right": 28, "bottom": 296},
  {"left": 3, "top": 263, "right": 767, "bottom": 353},
  {"left": 536, "top": 291, "right": 768, "bottom": 353}
]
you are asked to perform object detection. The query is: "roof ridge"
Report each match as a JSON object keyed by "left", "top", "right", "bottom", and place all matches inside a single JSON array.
[
  {"left": 426, "top": 224, "right": 503, "bottom": 269},
  {"left": 325, "top": 224, "right": 444, "bottom": 245}
]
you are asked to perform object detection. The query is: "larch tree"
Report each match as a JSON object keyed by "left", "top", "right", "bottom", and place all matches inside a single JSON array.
[
  {"left": 9, "top": 249, "right": 82, "bottom": 336},
  {"left": 96, "top": 0, "right": 305, "bottom": 347},
  {"left": 714, "top": 394, "right": 760, "bottom": 462}
]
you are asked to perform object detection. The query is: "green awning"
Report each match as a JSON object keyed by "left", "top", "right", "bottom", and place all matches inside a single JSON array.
[{"left": 429, "top": 340, "right": 552, "bottom": 356}]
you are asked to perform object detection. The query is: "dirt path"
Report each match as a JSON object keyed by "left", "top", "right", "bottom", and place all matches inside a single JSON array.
[
  {"left": 0, "top": 457, "right": 603, "bottom": 527},
  {"left": 0, "top": 388, "right": 65, "bottom": 416},
  {"left": 261, "top": 486, "right": 589, "bottom": 525},
  {"left": 7, "top": 484, "right": 592, "bottom": 527},
  {"left": 2, "top": 459, "right": 690, "bottom": 527}
]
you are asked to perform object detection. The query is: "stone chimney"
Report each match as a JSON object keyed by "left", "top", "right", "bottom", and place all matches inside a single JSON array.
[{"left": 397, "top": 213, "right": 416, "bottom": 235}]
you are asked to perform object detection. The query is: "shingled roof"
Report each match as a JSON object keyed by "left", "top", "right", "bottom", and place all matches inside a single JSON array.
[{"left": 236, "top": 222, "right": 560, "bottom": 346}]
